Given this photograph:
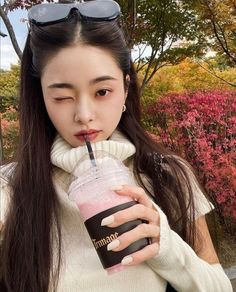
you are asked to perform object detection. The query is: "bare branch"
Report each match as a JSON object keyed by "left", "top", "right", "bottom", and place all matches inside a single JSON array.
[
  {"left": 196, "top": 61, "right": 236, "bottom": 87},
  {"left": 144, "top": 36, "right": 174, "bottom": 87},
  {"left": 136, "top": 60, "right": 150, "bottom": 72},
  {"left": 0, "top": 116, "right": 3, "bottom": 163},
  {"left": 0, "top": 5, "right": 22, "bottom": 60},
  {"left": 140, "top": 48, "right": 158, "bottom": 84},
  {"left": 133, "top": 43, "right": 148, "bottom": 64},
  {"left": 212, "top": 19, "right": 236, "bottom": 64},
  {"left": 145, "top": 61, "right": 171, "bottom": 87},
  {"left": 202, "top": 0, "right": 236, "bottom": 64}
]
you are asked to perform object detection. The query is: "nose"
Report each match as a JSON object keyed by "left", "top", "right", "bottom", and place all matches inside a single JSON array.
[{"left": 74, "top": 97, "right": 95, "bottom": 124}]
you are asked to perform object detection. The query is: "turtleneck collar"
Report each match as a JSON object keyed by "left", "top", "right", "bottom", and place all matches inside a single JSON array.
[{"left": 51, "top": 130, "right": 136, "bottom": 174}]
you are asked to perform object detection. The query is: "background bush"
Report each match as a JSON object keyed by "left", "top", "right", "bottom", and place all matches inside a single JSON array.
[
  {"left": 143, "top": 90, "right": 236, "bottom": 234},
  {"left": 1, "top": 106, "right": 19, "bottom": 161},
  {"left": 141, "top": 58, "right": 236, "bottom": 106}
]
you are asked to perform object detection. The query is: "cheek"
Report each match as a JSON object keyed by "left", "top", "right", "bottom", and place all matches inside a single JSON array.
[
  {"left": 106, "top": 92, "right": 125, "bottom": 111},
  {"left": 44, "top": 102, "right": 71, "bottom": 130},
  {"left": 101, "top": 102, "right": 123, "bottom": 130},
  {"left": 101, "top": 99, "right": 123, "bottom": 118},
  {"left": 44, "top": 102, "right": 57, "bottom": 123}
]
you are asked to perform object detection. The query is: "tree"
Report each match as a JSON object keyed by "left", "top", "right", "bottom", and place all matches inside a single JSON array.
[
  {"left": 0, "top": 108, "right": 3, "bottom": 163},
  {"left": 0, "top": 1, "right": 24, "bottom": 60},
  {"left": 0, "top": 0, "right": 51, "bottom": 59},
  {"left": 117, "top": 0, "right": 207, "bottom": 93},
  {"left": 1, "top": 0, "right": 207, "bottom": 93},
  {"left": 0, "top": 65, "right": 20, "bottom": 113},
  {"left": 2, "top": 1, "right": 235, "bottom": 92},
  {"left": 186, "top": 0, "right": 236, "bottom": 87},
  {"left": 0, "top": 65, "right": 20, "bottom": 160},
  {"left": 0, "top": 65, "right": 20, "bottom": 161},
  {"left": 197, "top": 0, "right": 236, "bottom": 66}
]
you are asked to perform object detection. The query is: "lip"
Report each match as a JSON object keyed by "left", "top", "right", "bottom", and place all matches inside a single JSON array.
[{"left": 74, "top": 130, "right": 101, "bottom": 142}]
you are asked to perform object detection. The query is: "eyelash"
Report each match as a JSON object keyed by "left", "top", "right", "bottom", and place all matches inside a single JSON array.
[
  {"left": 96, "top": 89, "right": 111, "bottom": 97},
  {"left": 53, "top": 89, "right": 112, "bottom": 101},
  {"left": 54, "top": 97, "right": 72, "bottom": 101}
]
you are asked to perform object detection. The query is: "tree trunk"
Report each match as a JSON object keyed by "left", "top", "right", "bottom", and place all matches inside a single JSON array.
[
  {"left": 0, "top": 6, "right": 22, "bottom": 60},
  {"left": 0, "top": 116, "right": 4, "bottom": 164}
]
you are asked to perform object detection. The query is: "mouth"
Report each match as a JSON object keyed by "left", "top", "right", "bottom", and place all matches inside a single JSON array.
[{"left": 74, "top": 130, "right": 101, "bottom": 142}]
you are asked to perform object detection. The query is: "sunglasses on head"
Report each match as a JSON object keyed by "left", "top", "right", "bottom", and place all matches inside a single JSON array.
[{"left": 28, "top": 0, "right": 121, "bottom": 26}]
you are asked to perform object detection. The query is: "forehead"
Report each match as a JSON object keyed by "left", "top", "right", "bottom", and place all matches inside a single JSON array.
[{"left": 41, "top": 44, "right": 123, "bottom": 84}]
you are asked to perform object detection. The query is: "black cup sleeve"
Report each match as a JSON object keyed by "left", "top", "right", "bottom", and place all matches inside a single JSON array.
[{"left": 84, "top": 201, "right": 150, "bottom": 269}]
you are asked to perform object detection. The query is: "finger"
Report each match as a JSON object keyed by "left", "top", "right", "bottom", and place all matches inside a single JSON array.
[
  {"left": 121, "top": 242, "right": 159, "bottom": 266},
  {"left": 101, "top": 203, "right": 160, "bottom": 227},
  {"left": 111, "top": 185, "right": 153, "bottom": 209},
  {"left": 107, "top": 223, "right": 160, "bottom": 252}
]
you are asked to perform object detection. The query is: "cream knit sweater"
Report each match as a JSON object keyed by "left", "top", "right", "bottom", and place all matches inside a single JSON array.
[{"left": 0, "top": 131, "right": 232, "bottom": 291}]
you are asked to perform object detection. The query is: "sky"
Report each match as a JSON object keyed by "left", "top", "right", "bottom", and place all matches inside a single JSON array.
[{"left": 1, "top": 8, "right": 28, "bottom": 70}]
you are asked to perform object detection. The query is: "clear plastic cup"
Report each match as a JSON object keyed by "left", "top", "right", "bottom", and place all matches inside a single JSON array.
[{"left": 68, "top": 154, "right": 149, "bottom": 275}]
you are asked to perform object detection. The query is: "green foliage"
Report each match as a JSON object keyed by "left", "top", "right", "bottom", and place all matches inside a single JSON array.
[
  {"left": 140, "top": 58, "right": 236, "bottom": 108},
  {"left": 0, "top": 64, "right": 20, "bottom": 112},
  {"left": 193, "top": 0, "right": 236, "bottom": 67},
  {"left": 117, "top": 0, "right": 207, "bottom": 90},
  {"left": 1, "top": 107, "right": 19, "bottom": 161},
  {"left": 0, "top": 65, "right": 20, "bottom": 161},
  {"left": 4, "top": 0, "right": 236, "bottom": 92}
]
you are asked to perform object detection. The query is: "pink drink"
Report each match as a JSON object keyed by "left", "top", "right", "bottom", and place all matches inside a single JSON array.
[
  {"left": 68, "top": 156, "right": 149, "bottom": 274},
  {"left": 78, "top": 195, "right": 131, "bottom": 219}
]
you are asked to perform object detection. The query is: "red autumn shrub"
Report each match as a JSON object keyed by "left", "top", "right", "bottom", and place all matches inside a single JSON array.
[
  {"left": 144, "top": 90, "right": 236, "bottom": 222},
  {"left": 1, "top": 106, "right": 19, "bottom": 160}
]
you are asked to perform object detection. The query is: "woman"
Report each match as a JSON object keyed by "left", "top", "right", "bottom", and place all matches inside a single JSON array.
[{"left": 0, "top": 1, "right": 232, "bottom": 291}]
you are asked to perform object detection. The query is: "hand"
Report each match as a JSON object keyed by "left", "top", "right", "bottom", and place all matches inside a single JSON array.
[{"left": 101, "top": 185, "right": 160, "bottom": 266}]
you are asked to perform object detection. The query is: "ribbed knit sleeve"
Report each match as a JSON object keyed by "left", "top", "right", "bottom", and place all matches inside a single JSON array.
[
  {"left": 0, "top": 164, "right": 14, "bottom": 224},
  {"left": 147, "top": 203, "right": 233, "bottom": 292}
]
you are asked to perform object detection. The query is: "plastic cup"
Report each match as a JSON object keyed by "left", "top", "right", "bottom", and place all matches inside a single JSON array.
[{"left": 68, "top": 154, "right": 149, "bottom": 274}]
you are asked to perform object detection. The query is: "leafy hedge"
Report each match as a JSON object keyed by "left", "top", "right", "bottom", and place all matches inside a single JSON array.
[
  {"left": 1, "top": 106, "right": 19, "bottom": 161},
  {"left": 143, "top": 90, "right": 236, "bottom": 231}
]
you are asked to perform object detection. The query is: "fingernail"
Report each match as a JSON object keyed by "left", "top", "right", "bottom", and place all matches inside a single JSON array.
[
  {"left": 107, "top": 239, "right": 120, "bottom": 251},
  {"left": 101, "top": 215, "right": 114, "bottom": 226},
  {"left": 121, "top": 256, "right": 133, "bottom": 265},
  {"left": 110, "top": 185, "right": 123, "bottom": 191}
]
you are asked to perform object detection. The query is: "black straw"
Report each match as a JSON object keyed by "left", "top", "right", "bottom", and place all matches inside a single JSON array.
[{"left": 84, "top": 135, "right": 97, "bottom": 168}]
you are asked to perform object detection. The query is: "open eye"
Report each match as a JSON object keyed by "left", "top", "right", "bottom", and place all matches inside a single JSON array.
[{"left": 96, "top": 89, "right": 111, "bottom": 97}]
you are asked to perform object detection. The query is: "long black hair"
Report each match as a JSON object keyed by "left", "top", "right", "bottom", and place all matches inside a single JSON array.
[{"left": 0, "top": 12, "right": 201, "bottom": 292}]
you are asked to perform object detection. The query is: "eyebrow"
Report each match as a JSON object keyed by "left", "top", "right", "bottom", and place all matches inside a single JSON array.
[
  {"left": 47, "top": 76, "right": 117, "bottom": 89},
  {"left": 48, "top": 83, "right": 75, "bottom": 89},
  {"left": 90, "top": 76, "right": 117, "bottom": 85}
]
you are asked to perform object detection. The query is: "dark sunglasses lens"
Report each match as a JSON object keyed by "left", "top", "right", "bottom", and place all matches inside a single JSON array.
[
  {"left": 29, "top": 4, "right": 71, "bottom": 23},
  {"left": 80, "top": 1, "right": 120, "bottom": 19},
  {"left": 28, "top": 1, "right": 120, "bottom": 24}
]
